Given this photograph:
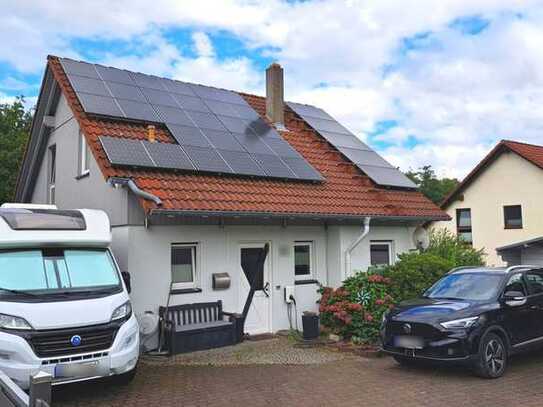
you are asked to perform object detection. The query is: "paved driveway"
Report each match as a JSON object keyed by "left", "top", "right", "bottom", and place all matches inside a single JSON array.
[{"left": 54, "top": 345, "right": 543, "bottom": 407}]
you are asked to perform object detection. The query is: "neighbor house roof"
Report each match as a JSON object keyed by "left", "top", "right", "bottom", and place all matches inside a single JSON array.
[
  {"left": 496, "top": 236, "right": 543, "bottom": 253},
  {"left": 441, "top": 140, "right": 543, "bottom": 209},
  {"left": 18, "top": 56, "right": 448, "bottom": 221}
]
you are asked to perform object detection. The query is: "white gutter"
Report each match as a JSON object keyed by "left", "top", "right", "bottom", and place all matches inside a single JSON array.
[{"left": 345, "top": 217, "right": 371, "bottom": 278}]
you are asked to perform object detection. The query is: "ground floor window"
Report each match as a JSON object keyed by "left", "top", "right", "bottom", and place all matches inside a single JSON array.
[
  {"left": 294, "top": 241, "right": 313, "bottom": 280},
  {"left": 370, "top": 241, "right": 392, "bottom": 266},
  {"left": 171, "top": 244, "right": 198, "bottom": 289}
]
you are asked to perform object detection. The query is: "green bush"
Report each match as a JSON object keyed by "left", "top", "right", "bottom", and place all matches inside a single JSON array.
[
  {"left": 426, "top": 228, "right": 486, "bottom": 266},
  {"left": 381, "top": 252, "right": 453, "bottom": 302},
  {"left": 318, "top": 273, "right": 394, "bottom": 344}
]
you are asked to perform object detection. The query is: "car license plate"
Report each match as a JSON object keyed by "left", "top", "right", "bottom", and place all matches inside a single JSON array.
[
  {"left": 394, "top": 335, "right": 424, "bottom": 349},
  {"left": 54, "top": 360, "right": 106, "bottom": 379}
]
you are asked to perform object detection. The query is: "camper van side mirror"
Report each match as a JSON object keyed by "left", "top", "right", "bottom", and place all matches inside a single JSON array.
[{"left": 121, "top": 271, "right": 132, "bottom": 294}]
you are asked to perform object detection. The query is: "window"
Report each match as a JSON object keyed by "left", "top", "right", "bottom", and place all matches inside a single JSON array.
[
  {"left": 294, "top": 241, "right": 313, "bottom": 279},
  {"left": 504, "top": 273, "right": 526, "bottom": 296},
  {"left": 456, "top": 208, "right": 472, "bottom": 244},
  {"left": 524, "top": 270, "right": 543, "bottom": 295},
  {"left": 370, "top": 241, "right": 392, "bottom": 266},
  {"left": 78, "top": 132, "right": 91, "bottom": 176},
  {"left": 171, "top": 244, "right": 198, "bottom": 288},
  {"left": 504, "top": 205, "right": 523, "bottom": 229},
  {"left": 48, "top": 145, "right": 56, "bottom": 204}
]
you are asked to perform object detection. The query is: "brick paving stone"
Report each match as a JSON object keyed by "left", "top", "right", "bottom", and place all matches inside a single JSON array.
[{"left": 54, "top": 348, "right": 543, "bottom": 407}]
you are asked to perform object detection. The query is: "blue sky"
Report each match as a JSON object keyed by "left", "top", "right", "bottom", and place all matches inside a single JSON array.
[{"left": 2, "top": 0, "right": 543, "bottom": 178}]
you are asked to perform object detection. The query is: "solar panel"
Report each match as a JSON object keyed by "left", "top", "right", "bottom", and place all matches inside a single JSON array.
[
  {"left": 105, "top": 81, "right": 146, "bottom": 102},
  {"left": 77, "top": 93, "right": 123, "bottom": 117},
  {"left": 60, "top": 58, "right": 324, "bottom": 183},
  {"left": 67, "top": 74, "right": 111, "bottom": 97},
  {"left": 262, "top": 137, "right": 302, "bottom": 158},
  {"left": 116, "top": 99, "right": 160, "bottom": 122},
  {"left": 95, "top": 65, "right": 134, "bottom": 85},
  {"left": 143, "top": 141, "right": 195, "bottom": 170},
  {"left": 218, "top": 150, "right": 266, "bottom": 176},
  {"left": 173, "top": 94, "right": 211, "bottom": 113},
  {"left": 282, "top": 157, "right": 323, "bottom": 181},
  {"left": 60, "top": 59, "right": 100, "bottom": 79},
  {"left": 166, "top": 124, "right": 211, "bottom": 148},
  {"left": 252, "top": 154, "right": 295, "bottom": 178},
  {"left": 181, "top": 145, "right": 232, "bottom": 173},
  {"left": 184, "top": 111, "right": 227, "bottom": 131},
  {"left": 99, "top": 136, "right": 154, "bottom": 167},
  {"left": 287, "top": 101, "right": 415, "bottom": 188},
  {"left": 201, "top": 129, "right": 245, "bottom": 152},
  {"left": 141, "top": 87, "right": 179, "bottom": 107},
  {"left": 155, "top": 105, "right": 194, "bottom": 126}
]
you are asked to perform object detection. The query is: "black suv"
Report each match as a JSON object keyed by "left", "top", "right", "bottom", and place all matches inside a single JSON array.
[{"left": 381, "top": 265, "right": 543, "bottom": 378}]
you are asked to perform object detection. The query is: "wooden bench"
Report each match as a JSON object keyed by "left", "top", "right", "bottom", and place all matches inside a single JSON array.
[{"left": 159, "top": 301, "right": 240, "bottom": 355}]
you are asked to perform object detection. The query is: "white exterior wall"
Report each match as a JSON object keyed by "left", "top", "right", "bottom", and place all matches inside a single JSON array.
[
  {"left": 119, "top": 222, "right": 416, "bottom": 333},
  {"left": 437, "top": 151, "right": 543, "bottom": 266}
]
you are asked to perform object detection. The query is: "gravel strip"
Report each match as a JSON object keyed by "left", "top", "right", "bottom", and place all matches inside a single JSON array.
[{"left": 142, "top": 336, "right": 356, "bottom": 366}]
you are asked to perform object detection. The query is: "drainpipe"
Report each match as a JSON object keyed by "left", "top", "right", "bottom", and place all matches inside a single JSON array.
[
  {"left": 108, "top": 177, "right": 162, "bottom": 207},
  {"left": 345, "top": 217, "right": 371, "bottom": 278}
]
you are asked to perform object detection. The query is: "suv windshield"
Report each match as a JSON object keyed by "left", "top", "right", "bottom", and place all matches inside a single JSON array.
[
  {"left": 424, "top": 272, "right": 504, "bottom": 301},
  {"left": 0, "top": 248, "right": 121, "bottom": 299}
]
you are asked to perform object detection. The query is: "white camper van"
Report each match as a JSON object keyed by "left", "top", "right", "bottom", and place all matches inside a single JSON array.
[{"left": 0, "top": 204, "right": 139, "bottom": 389}]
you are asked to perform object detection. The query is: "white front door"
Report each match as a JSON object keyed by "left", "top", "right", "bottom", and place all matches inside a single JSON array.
[{"left": 238, "top": 242, "right": 271, "bottom": 335}]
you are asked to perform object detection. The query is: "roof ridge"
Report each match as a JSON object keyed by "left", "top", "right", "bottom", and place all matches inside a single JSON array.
[{"left": 501, "top": 139, "right": 543, "bottom": 149}]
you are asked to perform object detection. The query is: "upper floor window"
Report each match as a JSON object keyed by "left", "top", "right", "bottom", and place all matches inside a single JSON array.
[
  {"left": 456, "top": 208, "right": 472, "bottom": 244},
  {"left": 294, "top": 241, "right": 313, "bottom": 280},
  {"left": 370, "top": 241, "right": 392, "bottom": 266},
  {"left": 48, "top": 145, "right": 56, "bottom": 204},
  {"left": 78, "top": 132, "right": 90, "bottom": 177},
  {"left": 504, "top": 205, "right": 522, "bottom": 229}
]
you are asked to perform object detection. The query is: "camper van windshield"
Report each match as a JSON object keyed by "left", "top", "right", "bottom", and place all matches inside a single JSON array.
[{"left": 0, "top": 249, "right": 121, "bottom": 299}]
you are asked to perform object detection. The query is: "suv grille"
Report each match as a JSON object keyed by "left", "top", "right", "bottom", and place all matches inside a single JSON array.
[
  {"left": 29, "top": 324, "right": 119, "bottom": 358},
  {"left": 386, "top": 321, "right": 444, "bottom": 341}
]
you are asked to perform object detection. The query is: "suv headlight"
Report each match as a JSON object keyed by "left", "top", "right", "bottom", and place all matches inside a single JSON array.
[
  {"left": 111, "top": 301, "right": 132, "bottom": 322},
  {"left": 440, "top": 316, "right": 479, "bottom": 329},
  {"left": 0, "top": 313, "right": 33, "bottom": 330}
]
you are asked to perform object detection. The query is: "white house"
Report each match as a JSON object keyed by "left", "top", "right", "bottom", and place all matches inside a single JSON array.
[
  {"left": 438, "top": 140, "right": 543, "bottom": 266},
  {"left": 15, "top": 56, "right": 447, "bottom": 335}
]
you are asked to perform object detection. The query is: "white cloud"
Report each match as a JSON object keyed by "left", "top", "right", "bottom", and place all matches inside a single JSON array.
[{"left": 3, "top": 0, "right": 543, "bottom": 178}]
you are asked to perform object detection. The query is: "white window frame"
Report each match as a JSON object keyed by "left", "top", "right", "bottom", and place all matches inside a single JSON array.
[
  {"left": 48, "top": 145, "right": 56, "bottom": 204},
  {"left": 171, "top": 243, "right": 199, "bottom": 290},
  {"left": 294, "top": 241, "right": 314, "bottom": 280},
  {"left": 78, "top": 131, "right": 90, "bottom": 177},
  {"left": 369, "top": 241, "right": 393, "bottom": 267}
]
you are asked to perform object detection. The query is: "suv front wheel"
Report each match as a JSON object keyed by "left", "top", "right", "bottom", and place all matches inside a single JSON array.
[{"left": 474, "top": 332, "right": 507, "bottom": 378}]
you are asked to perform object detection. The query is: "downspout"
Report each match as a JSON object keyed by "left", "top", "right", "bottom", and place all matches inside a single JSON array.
[
  {"left": 345, "top": 217, "right": 371, "bottom": 278},
  {"left": 108, "top": 177, "right": 162, "bottom": 207}
]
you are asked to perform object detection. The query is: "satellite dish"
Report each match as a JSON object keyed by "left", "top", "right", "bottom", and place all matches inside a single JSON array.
[
  {"left": 412, "top": 226, "right": 430, "bottom": 250},
  {"left": 138, "top": 311, "right": 159, "bottom": 337}
]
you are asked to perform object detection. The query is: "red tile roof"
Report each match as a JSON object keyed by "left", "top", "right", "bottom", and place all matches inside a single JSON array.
[
  {"left": 47, "top": 56, "right": 448, "bottom": 220},
  {"left": 441, "top": 139, "right": 543, "bottom": 208}
]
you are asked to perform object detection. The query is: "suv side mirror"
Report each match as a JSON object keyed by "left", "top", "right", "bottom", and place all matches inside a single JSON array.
[
  {"left": 503, "top": 291, "right": 526, "bottom": 307},
  {"left": 121, "top": 271, "right": 132, "bottom": 294}
]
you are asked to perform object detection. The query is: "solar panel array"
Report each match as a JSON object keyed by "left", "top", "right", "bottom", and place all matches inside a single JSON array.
[
  {"left": 60, "top": 58, "right": 323, "bottom": 182},
  {"left": 286, "top": 102, "right": 416, "bottom": 189}
]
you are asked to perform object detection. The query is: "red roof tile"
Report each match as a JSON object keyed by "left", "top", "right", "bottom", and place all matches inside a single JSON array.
[
  {"left": 441, "top": 139, "right": 543, "bottom": 208},
  {"left": 48, "top": 56, "right": 448, "bottom": 220}
]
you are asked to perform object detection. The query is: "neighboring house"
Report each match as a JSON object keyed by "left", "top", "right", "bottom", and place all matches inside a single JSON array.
[
  {"left": 15, "top": 56, "right": 447, "bottom": 335},
  {"left": 438, "top": 140, "right": 543, "bottom": 266}
]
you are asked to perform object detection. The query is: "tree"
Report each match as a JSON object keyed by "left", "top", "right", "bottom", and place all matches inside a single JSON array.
[
  {"left": 405, "top": 165, "right": 459, "bottom": 204},
  {"left": 0, "top": 97, "right": 33, "bottom": 204}
]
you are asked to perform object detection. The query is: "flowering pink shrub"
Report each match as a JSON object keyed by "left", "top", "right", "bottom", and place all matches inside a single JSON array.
[{"left": 318, "top": 272, "right": 394, "bottom": 343}]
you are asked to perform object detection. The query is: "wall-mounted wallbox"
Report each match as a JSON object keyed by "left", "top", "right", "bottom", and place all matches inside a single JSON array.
[{"left": 212, "top": 273, "right": 231, "bottom": 290}]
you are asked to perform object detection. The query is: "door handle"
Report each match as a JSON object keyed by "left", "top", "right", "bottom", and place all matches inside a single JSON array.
[
  {"left": 530, "top": 305, "right": 540, "bottom": 310},
  {"left": 262, "top": 282, "right": 270, "bottom": 298}
]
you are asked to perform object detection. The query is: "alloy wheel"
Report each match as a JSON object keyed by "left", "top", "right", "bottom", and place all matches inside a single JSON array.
[{"left": 485, "top": 339, "right": 505, "bottom": 376}]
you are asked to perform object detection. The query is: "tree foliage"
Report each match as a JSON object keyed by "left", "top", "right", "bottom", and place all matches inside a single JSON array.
[
  {"left": 405, "top": 165, "right": 459, "bottom": 204},
  {"left": 0, "top": 98, "right": 32, "bottom": 204}
]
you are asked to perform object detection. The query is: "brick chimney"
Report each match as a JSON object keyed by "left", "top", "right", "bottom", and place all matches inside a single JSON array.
[{"left": 266, "top": 62, "right": 286, "bottom": 131}]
